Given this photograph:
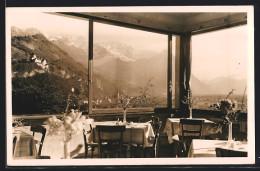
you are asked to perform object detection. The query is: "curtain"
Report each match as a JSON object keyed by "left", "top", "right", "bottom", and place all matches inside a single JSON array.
[{"left": 179, "top": 32, "right": 192, "bottom": 116}]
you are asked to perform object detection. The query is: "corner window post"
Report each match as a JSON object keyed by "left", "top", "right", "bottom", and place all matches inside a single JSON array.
[
  {"left": 88, "top": 18, "right": 93, "bottom": 114},
  {"left": 167, "top": 34, "right": 173, "bottom": 109}
]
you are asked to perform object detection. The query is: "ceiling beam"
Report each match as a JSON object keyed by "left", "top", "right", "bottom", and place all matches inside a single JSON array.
[
  {"left": 185, "top": 13, "right": 247, "bottom": 35},
  {"left": 82, "top": 12, "right": 184, "bottom": 33},
  {"left": 54, "top": 12, "right": 247, "bottom": 36},
  {"left": 57, "top": 12, "right": 182, "bottom": 35}
]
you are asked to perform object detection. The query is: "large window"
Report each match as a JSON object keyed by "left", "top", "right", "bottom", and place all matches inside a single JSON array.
[
  {"left": 93, "top": 23, "right": 168, "bottom": 109},
  {"left": 11, "top": 12, "right": 89, "bottom": 114},
  {"left": 191, "top": 26, "right": 247, "bottom": 112}
]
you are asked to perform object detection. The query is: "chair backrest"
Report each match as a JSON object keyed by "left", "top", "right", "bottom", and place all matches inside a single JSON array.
[
  {"left": 180, "top": 119, "right": 204, "bottom": 139},
  {"left": 96, "top": 125, "right": 126, "bottom": 158},
  {"left": 83, "top": 129, "right": 88, "bottom": 158},
  {"left": 153, "top": 121, "right": 162, "bottom": 157},
  {"left": 215, "top": 147, "right": 247, "bottom": 157},
  {"left": 82, "top": 118, "right": 95, "bottom": 157},
  {"left": 153, "top": 121, "right": 162, "bottom": 147},
  {"left": 30, "top": 125, "right": 47, "bottom": 156},
  {"left": 96, "top": 125, "right": 126, "bottom": 143}
]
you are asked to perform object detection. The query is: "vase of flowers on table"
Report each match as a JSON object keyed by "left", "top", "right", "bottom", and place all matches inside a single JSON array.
[
  {"left": 118, "top": 91, "right": 132, "bottom": 124},
  {"left": 44, "top": 110, "right": 86, "bottom": 159},
  {"left": 211, "top": 97, "right": 239, "bottom": 144},
  {"left": 182, "top": 90, "right": 194, "bottom": 118},
  {"left": 12, "top": 118, "right": 25, "bottom": 133}
]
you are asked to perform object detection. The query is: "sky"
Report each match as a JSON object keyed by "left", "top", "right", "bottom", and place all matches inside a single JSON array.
[
  {"left": 8, "top": 11, "right": 167, "bottom": 52},
  {"left": 7, "top": 10, "right": 248, "bottom": 82},
  {"left": 192, "top": 25, "right": 248, "bottom": 82}
]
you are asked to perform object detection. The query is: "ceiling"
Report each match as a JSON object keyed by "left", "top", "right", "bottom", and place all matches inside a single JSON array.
[{"left": 56, "top": 12, "right": 247, "bottom": 35}]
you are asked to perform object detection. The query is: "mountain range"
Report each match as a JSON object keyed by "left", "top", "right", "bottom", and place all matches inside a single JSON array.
[{"left": 47, "top": 32, "right": 246, "bottom": 96}]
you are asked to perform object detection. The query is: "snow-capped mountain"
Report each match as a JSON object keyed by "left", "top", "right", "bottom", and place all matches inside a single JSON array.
[
  {"left": 97, "top": 42, "right": 135, "bottom": 62},
  {"left": 46, "top": 34, "right": 89, "bottom": 52},
  {"left": 48, "top": 34, "right": 136, "bottom": 63}
]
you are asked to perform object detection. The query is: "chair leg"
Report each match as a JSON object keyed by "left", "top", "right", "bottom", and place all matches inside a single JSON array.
[
  {"left": 91, "top": 147, "right": 94, "bottom": 158},
  {"left": 172, "top": 141, "right": 179, "bottom": 157},
  {"left": 154, "top": 146, "right": 157, "bottom": 158},
  {"left": 140, "top": 147, "right": 144, "bottom": 158}
]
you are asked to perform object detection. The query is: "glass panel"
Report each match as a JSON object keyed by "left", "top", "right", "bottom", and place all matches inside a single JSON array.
[
  {"left": 11, "top": 12, "right": 89, "bottom": 114},
  {"left": 191, "top": 25, "right": 247, "bottom": 112},
  {"left": 93, "top": 23, "right": 168, "bottom": 109}
]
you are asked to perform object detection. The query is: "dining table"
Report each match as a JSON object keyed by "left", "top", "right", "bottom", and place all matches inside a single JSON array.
[
  {"left": 187, "top": 139, "right": 248, "bottom": 157},
  {"left": 11, "top": 120, "right": 155, "bottom": 159},
  {"left": 12, "top": 125, "right": 85, "bottom": 159},
  {"left": 87, "top": 121, "right": 155, "bottom": 147},
  {"left": 163, "top": 118, "right": 218, "bottom": 144}
]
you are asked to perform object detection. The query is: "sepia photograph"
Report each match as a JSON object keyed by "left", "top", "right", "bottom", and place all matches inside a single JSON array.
[{"left": 5, "top": 6, "right": 255, "bottom": 166}]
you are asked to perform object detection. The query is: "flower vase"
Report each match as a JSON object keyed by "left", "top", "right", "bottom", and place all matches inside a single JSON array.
[
  {"left": 189, "top": 107, "right": 193, "bottom": 119},
  {"left": 228, "top": 122, "right": 233, "bottom": 142},
  {"left": 63, "top": 141, "right": 70, "bottom": 159},
  {"left": 123, "top": 109, "right": 127, "bottom": 124}
]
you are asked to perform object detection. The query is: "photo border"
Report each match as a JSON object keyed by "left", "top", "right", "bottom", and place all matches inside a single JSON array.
[{"left": 3, "top": 0, "right": 259, "bottom": 169}]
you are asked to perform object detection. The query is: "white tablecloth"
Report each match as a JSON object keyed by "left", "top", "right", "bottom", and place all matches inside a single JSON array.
[
  {"left": 88, "top": 121, "right": 155, "bottom": 147},
  {"left": 188, "top": 139, "right": 248, "bottom": 157},
  {"left": 163, "top": 118, "right": 216, "bottom": 144}
]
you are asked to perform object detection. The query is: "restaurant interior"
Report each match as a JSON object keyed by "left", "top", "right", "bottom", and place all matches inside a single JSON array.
[{"left": 11, "top": 11, "right": 252, "bottom": 163}]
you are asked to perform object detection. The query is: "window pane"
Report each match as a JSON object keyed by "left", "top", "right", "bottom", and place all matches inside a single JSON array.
[
  {"left": 191, "top": 26, "right": 247, "bottom": 112},
  {"left": 11, "top": 12, "right": 89, "bottom": 114},
  {"left": 93, "top": 23, "right": 168, "bottom": 109}
]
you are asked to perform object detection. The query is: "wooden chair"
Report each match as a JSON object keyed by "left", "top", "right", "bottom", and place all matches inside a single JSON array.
[
  {"left": 180, "top": 119, "right": 204, "bottom": 138},
  {"left": 13, "top": 136, "right": 17, "bottom": 155},
  {"left": 144, "top": 121, "right": 162, "bottom": 158},
  {"left": 178, "top": 119, "right": 204, "bottom": 157},
  {"left": 96, "top": 125, "right": 126, "bottom": 158},
  {"left": 83, "top": 125, "right": 98, "bottom": 158},
  {"left": 30, "top": 125, "right": 48, "bottom": 157},
  {"left": 215, "top": 147, "right": 247, "bottom": 157},
  {"left": 130, "top": 118, "right": 162, "bottom": 158},
  {"left": 129, "top": 128, "right": 145, "bottom": 158}
]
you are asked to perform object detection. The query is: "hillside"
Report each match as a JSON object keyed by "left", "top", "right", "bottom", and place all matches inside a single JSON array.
[{"left": 11, "top": 29, "right": 118, "bottom": 114}]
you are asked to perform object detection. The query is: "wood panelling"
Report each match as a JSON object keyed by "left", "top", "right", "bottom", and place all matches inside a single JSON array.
[{"left": 56, "top": 12, "right": 247, "bottom": 35}]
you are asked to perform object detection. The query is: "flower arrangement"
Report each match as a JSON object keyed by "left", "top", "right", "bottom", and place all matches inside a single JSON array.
[
  {"left": 44, "top": 109, "right": 86, "bottom": 142},
  {"left": 211, "top": 98, "right": 239, "bottom": 124},
  {"left": 12, "top": 118, "right": 25, "bottom": 128},
  {"left": 210, "top": 90, "right": 240, "bottom": 143},
  {"left": 182, "top": 90, "right": 195, "bottom": 118},
  {"left": 118, "top": 91, "right": 134, "bottom": 124},
  {"left": 118, "top": 91, "right": 132, "bottom": 111},
  {"left": 182, "top": 95, "right": 195, "bottom": 109},
  {"left": 65, "top": 88, "right": 76, "bottom": 114}
]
